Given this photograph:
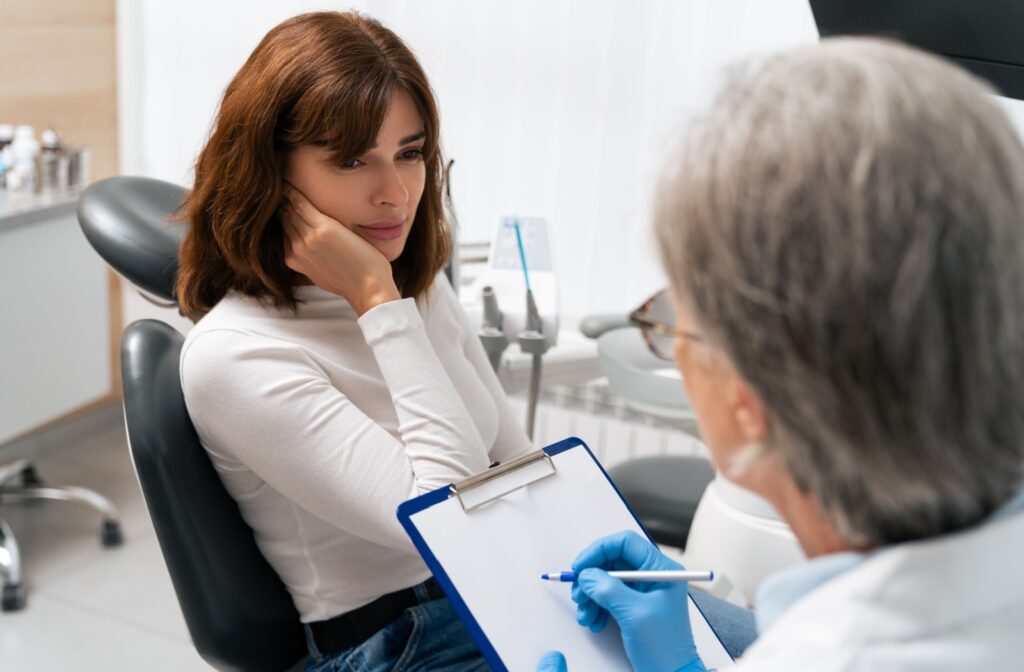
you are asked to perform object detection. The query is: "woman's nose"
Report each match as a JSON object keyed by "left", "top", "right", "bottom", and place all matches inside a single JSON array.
[{"left": 373, "top": 164, "right": 409, "bottom": 208}]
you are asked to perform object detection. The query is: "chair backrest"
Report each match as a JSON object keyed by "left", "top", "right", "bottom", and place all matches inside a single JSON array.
[
  {"left": 121, "top": 319, "right": 306, "bottom": 672},
  {"left": 78, "top": 176, "right": 305, "bottom": 671},
  {"left": 78, "top": 176, "right": 188, "bottom": 302}
]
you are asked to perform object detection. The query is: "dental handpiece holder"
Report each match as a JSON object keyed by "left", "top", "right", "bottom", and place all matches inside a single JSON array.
[
  {"left": 475, "top": 218, "right": 558, "bottom": 340},
  {"left": 471, "top": 217, "right": 559, "bottom": 441},
  {"left": 478, "top": 286, "right": 509, "bottom": 372}
]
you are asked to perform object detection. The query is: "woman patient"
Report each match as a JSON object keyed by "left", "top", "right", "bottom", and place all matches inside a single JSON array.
[{"left": 176, "top": 11, "right": 530, "bottom": 671}]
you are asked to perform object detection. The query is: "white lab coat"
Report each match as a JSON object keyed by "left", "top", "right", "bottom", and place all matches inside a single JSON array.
[{"left": 735, "top": 508, "right": 1024, "bottom": 671}]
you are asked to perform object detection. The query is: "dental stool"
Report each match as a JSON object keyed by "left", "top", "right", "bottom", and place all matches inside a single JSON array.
[
  {"left": 79, "top": 176, "right": 306, "bottom": 671},
  {"left": 1, "top": 449, "right": 123, "bottom": 612}
]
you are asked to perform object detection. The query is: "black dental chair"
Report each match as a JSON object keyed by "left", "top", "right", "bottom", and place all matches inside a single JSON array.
[
  {"left": 607, "top": 456, "right": 714, "bottom": 550},
  {"left": 78, "top": 175, "right": 705, "bottom": 672},
  {"left": 78, "top": 176, "right": 306, "bottom": 672}
]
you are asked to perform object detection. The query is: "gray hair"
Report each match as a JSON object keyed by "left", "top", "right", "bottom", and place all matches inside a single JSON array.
[{"left": 656, "top": 38, "right": 1024, "bottom": 547}]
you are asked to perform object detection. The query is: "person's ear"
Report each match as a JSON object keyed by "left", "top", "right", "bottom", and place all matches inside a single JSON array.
[{"left": 727, "top": 376, "right": 768, "bottom": 443}]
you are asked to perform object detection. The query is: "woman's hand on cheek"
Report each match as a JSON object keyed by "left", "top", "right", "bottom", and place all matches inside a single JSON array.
[{"left": 281, "top": 186, "right": 401, "bottom": 315}]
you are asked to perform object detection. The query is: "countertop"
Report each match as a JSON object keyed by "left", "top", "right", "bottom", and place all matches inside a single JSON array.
[{"left": 0, "top": 188, "right": 82, "bottom": 233}]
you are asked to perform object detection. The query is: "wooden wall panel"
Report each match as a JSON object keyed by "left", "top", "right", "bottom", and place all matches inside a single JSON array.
[
  {"left": 0, "top": 0, "right": 121, "bottom": 415},
  {"left": 0, "top": 0, "right": 118, "bottom": 181}
]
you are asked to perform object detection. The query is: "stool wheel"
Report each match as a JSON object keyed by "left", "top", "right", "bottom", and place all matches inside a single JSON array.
[
  {"left": 1, "top": 583, "right": 27, "bottom": 612},
  {"left": 101, "top": 520, "right": 124, "bottom": 547},
  {"left": 20, "top": 466, "right": 45, "bottom": 487}
]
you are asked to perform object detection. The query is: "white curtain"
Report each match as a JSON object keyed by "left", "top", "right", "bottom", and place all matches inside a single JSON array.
[{"left": 118, "top": 0, "right": 819, "bottom": 325}]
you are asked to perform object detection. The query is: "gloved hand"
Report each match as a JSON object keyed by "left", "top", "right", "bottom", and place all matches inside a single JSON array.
[
  {"left": 571, "top": 530, "right": 707, "bottom": 672},
  {"left": 536, "top": 651, "right": 567, "bottom": 671},
  {"left": 535, "top": 649, "right": 704, "bottom": 672}
]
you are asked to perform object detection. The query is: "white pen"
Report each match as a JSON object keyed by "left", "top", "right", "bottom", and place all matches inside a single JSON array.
[{"left": 540, "top": 569, "right": 714, "bottom": 583}]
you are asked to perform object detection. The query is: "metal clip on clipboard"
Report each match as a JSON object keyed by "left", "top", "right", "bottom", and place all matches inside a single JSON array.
[{"left": 449, "top": 449, "right": 557, "bottom": 512}]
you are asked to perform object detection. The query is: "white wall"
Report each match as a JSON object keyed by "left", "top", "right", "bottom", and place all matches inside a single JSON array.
[
  {"left": 116, "top": 0, "right": 819, "bottom": 329},
  {"left": 117, "top": 1, "right": 1024, "bottom": 334}
]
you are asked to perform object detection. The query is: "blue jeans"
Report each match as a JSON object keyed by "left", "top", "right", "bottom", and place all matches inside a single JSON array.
[
  {"left": 304, "top": 581, "right": 488, "bottom": 672},
  {"left": 689, "top": 589, "right": 758, "bottom": 661},
  {"left": 304, "top": 584, "right": 757, "bottom": 671}
]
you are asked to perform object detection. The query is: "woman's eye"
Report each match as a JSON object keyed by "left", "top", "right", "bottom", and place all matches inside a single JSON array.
[{"left": 400, "top": 148, "right": 425, "bottom": 161}]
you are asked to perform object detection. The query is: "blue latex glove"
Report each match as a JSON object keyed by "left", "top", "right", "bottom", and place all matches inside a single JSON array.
[
  {"left": 536, "top": 651, "right": 567, "bottom": 671},
  {"left": 571, "top": 530, "right": 707, "bottom": 672},
  {"left": 535, "top": 650, "right": 705, "bottom": 672}
]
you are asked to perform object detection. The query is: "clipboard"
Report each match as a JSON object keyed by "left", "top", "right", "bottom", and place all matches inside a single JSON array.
[{"left": 397, "top": 437, "right": 736, "bottom": 671}]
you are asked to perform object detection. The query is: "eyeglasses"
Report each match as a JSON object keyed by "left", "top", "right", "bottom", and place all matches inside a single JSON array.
[{"left": 629, "top": 289, "right": 703, "bottom": 361}]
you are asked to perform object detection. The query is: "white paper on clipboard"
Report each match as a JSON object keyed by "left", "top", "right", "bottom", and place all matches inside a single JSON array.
[{"left": 402, "top": 440, "right": 735, "bottom": 671}]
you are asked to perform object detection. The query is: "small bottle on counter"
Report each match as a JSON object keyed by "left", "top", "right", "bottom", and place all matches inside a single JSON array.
[
  {"left": 67, "top": 145, "right": 91, "bottom": 190},
  {"left": 36, "top": 128, "right": 70, "bottom": 193},
  {"left": 0, "top": 124, "right": 14, "bottom": 190},
  {"left": 40, "top": 128, "right": 62, "bottom": 156},
  {"left": 5, "top": 125, "right": 40, "bottom": 193}
]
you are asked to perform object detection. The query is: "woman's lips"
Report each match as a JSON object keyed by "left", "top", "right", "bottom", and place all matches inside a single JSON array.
[{"left": 357, "top": 220, "right": 405, "bottom": 241}]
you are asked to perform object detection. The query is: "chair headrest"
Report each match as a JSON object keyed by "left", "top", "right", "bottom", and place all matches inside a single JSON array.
[{"left": 78, "top": 176, "right": 188, "bottom": 303}]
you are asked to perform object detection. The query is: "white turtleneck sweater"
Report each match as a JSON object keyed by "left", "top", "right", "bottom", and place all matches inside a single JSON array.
[{"left": 179, "top": 277, "right": 532, "bottom": 622}]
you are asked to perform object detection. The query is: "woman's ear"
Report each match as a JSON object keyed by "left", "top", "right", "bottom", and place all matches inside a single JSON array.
[{"left": 728, "top": 376, "right": 768, "bottom": 444}]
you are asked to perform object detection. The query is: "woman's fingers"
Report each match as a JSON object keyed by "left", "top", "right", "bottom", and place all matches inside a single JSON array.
[
  {"left": 283, "top": 184, "right": 339, "bottom": 230},
  {"left": 281, "top": 191, "right": 314, "bottom": 233},
  {"left": 280, "top": 199, "right": 318, "bottom": 250},
  {"left": 281, "top": 218, "right": 303, "bottom": 273},
  {"left": 276, "top": 182, "right": 398, "bottom": 314},
  {"left": 280, "top": 205, "right": 299, "bottom": 242}
]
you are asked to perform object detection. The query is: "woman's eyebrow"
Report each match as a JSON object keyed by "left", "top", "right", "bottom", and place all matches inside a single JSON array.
[
  {"left": 367, "top": 130, "right": 426, "bottom": 150},
  {"left": 399, "top": 130, "right": 426, "bottom": 146}
]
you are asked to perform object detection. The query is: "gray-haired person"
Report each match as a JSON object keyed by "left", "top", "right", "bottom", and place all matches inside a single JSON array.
[{"left": 538, "top": 37, "right": 1024, "bottom": 672}]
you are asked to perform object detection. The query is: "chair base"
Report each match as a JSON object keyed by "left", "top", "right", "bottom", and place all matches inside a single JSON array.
[
  {"left": 1, "top": 580, "right": 27, "bottom": 612},
  {"left": 0, "top": 516, "right": 24, "bottom": 611},
  {"left": 0, "top": 459, "right": 123, "bottom": 612}
]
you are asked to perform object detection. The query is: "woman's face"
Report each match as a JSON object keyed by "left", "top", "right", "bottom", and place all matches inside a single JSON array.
[{"left": 283, "top": 90, "right": 427, "bottom": 262}]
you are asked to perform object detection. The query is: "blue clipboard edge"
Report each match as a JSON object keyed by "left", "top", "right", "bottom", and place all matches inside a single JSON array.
[{"left": 396, "top": 436, "right": 733, "bottom": 670}]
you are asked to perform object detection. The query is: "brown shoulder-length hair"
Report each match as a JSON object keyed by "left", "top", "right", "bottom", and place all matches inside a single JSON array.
[{"left": 176, "top": 11, "right": 449, "bottom": 320}]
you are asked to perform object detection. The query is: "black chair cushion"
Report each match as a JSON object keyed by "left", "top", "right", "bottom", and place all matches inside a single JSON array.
[
  {"left": 78, "top": 176, "right": 187, "bottom": 302},
  {"left": 121, "top": 320, "right": 305, "bottom": 672},
  {"left": 608, "top": 455, "right": 715, "bottom": 550}
]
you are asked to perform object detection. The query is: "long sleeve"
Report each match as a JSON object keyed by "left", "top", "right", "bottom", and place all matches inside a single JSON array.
[
  {"left": 180, "top": 297, "right": 492, "bottom": 553},
  {"left": 440, "top": 280, "right": 534, "bottom": 463}
]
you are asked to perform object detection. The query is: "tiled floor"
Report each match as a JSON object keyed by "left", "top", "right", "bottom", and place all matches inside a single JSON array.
[{"left": 1, "top": 415, "right": 210, "bottom": 671}]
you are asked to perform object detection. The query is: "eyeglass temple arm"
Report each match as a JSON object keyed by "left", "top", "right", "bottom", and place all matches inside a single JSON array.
[{"left": 580, "top": 314, "right": 633, "bottom": 339}]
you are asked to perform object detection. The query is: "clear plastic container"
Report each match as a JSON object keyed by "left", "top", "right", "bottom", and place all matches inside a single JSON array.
[
  {"left": 5, "top": 126, "right": 40, "bottom": 193},
  {"left": 67, "top": 146, "right": 91, "bottom": 189}
]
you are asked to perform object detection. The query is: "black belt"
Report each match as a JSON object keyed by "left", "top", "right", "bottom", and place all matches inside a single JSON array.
[{"left": 309, "top": 577, "right": 446, "bottom": 655}]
